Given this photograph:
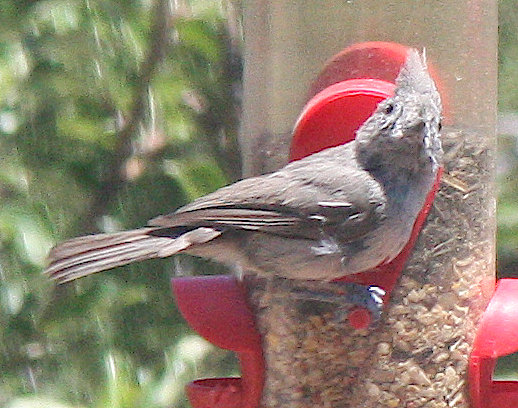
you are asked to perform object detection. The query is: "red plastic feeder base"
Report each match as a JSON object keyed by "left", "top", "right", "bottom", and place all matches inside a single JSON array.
[{"left": 172, "top": 275, "right": 264, "bottom": 408}]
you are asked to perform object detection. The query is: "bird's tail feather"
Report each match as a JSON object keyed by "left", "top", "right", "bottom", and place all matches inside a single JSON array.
[{"left": 44, "top": 227, "right": 222, "bottom": 283}]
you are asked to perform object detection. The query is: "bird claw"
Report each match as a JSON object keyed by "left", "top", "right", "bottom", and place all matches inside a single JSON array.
[
  {"left": 342, "top": 283, "right": 386, "bottom": 323},
  {"left": 290, "top": 281, "right": 385, "bottom": 327}
]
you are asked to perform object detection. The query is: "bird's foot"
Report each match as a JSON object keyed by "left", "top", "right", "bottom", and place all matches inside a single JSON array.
[
  {"left": 343, "top": 283, "right": 385, "bottom": 324},
  {"left": 290, "top": 282, "right": 385, "bottom": 327}
]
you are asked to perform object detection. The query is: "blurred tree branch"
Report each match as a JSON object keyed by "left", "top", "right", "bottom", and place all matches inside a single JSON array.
[{"left": 81, "top": 0, "right": 172, "bottom": 234}]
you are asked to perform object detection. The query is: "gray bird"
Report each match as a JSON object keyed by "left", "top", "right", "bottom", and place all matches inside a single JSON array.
[{"left": 45, "top": 48, "right": 442, "bottom": 303}]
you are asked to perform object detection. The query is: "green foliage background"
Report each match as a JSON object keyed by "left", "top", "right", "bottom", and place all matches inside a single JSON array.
[
  {"left": 0, "top": 0, "right": 517, "bottom": 406},
  {"left": 0, "top": 1, "right": 241, "bottom": 407}
]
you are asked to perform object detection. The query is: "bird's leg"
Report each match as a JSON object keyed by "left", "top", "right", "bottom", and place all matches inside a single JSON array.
[{"left": 289, "top": 281, "right": 385, "bottom": 324}]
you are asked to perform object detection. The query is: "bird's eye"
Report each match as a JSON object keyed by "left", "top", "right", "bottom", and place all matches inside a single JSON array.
[
  {"left": 438, "top": 121, "right": 443, "bottom": 131},
  {"left": 384, "top": 103, "right": 394, "bottom": 114}
]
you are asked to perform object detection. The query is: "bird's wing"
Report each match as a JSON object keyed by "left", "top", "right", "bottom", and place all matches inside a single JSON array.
[
  {"left": 151, "top": 207, "right": 321, "bottom": 240},
  {"left": 149, "top": 145, "right": 387, "bottom": 244}
]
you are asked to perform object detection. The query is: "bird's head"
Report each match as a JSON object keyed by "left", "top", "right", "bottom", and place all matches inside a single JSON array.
[{"left": 356, "top": 49, "right": 443, "bottom": 175}]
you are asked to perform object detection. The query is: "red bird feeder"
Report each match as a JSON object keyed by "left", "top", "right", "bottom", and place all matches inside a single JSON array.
[{"left": 170, "top": 42, "right": 518, "bottom": 408}]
